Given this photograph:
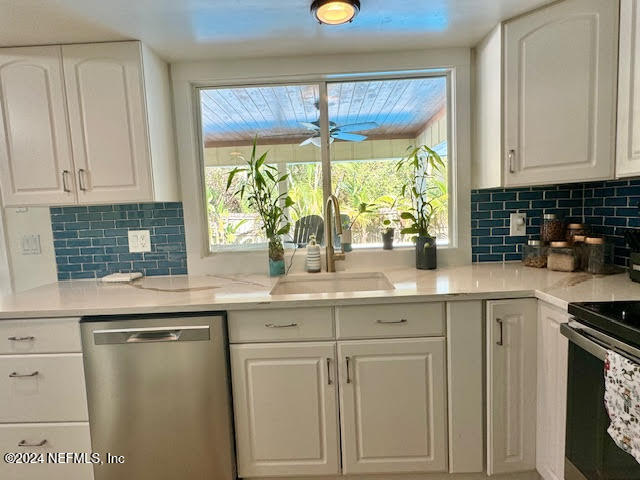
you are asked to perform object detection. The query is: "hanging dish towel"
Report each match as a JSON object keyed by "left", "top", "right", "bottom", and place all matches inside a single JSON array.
[{"left": 604, "top": 350, "right": 640, "bottom": 463}]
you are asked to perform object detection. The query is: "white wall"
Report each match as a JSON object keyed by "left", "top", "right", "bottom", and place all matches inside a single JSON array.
[
  {"left": 171, "top": 48, "right": 472, "bottom": 275},
  {"left": 3, "top": 207, "right": 57, "bottom": 292}
]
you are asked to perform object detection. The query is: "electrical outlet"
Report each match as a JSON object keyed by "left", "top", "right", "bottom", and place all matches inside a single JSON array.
[
  {"left": 20, "top": 234, "right": 41, "bottom": 255},
  {"left": 128, "top": 230, "right": 151, "bottom": 253},
  {"left": 509, "top": 213, "right": 527, "bottom": 236}
]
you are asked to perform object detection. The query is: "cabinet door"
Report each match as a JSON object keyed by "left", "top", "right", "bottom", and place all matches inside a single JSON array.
[
  {"left": 230, "top": 342, "right": 340, "bottom": 478},
  {"left": 338, "top": 338, "right": 447, "bottom": 474},
  {"left": 504, "top": 0, "right": 618, "bottom": 186},
  {"left": 0, "top": 46, "right": 76, "bottom": 206},
  {"left": 536, "top": 302, "right": 569, "bottom": 480},
  {"left": 62, "top": 42, "right": 152, "bottom": 204},
  {"left": 487, "top": 299, "right": 537, "bottom": 475},
  {"left": 616, "top": 0, "right": 640, "bottom": 177}
]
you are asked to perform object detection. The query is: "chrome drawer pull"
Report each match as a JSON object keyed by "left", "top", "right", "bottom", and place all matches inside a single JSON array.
[
  {"left": 496, "top": 318, "right": 504, "bottom": 346},
  {"left": 326, "top": 358, "right": 333, "bottom": 385},
  {"left": 62, "top": 170, "right": 71, "bottom": 193},
  {"left": 265, "top": 323, "right": 298, "bottom": 328},
  {"left": 345, "top": 356, "right": 352, "bottom": 384},
  {"left": 8, "top": 336, "right": 35, "bottom": 341},
  {"left": 376, "top": 319, "right": 408, "bottom": 324},
  {"left": 9, "top": 371, "right": 39, "bottom": 378},
  {"left": 18, "top": 440, "right": 47, "bottom": 447},
  {"left": 78, "top": 169, "right": 88, "bottom": 191}
]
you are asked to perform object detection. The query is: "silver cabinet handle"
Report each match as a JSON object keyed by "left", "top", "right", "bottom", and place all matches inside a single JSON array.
[
  {"left": 18, "top": 439, "right": 47, "bottom": 447},
  {"left": 62, "top": 170, "right": 71, "bottom": 192},
  {"left": 496, "top": 318, "right": 504, "bottom": 346},
  {"left": 376, "top": 319, "right": 407, "bottom": 324},
  {"left": 8, "top": 336, "right": 35, "bottom": 341},
  {"left": 508, "top": 149, "right": 516, "bottom": 174},
  {"left": 345, "top": 356, "right": 352, "bottom": 384},
  {"left": 326, "top": 358, "right": 332, "bottom": 385},
  {"left": 264, "top": 323, "right": 298, "bottom": 328},
  {"left": 9, "top": 371, "right": 39, "bottom": 378},
  {"left": 78, "top": 169, "right": 88, "bottom": 191}
]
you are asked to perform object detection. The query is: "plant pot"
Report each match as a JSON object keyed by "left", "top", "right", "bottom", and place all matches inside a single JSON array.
[
  {"left": 415, "top": 236, "right": 437, "bottom": 270},
  {"left": 268, "top": 237, "right": 285, "bottom": 277},
  {"left": 382, "top": 228, "right": 394, "bottom": 250},
  {"left": 341, "top": 229, "right": 353, "bottom": 253}
]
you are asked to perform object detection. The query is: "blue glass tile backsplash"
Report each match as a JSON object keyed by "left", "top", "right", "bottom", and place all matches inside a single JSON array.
[
  {"left": 50, "top": 203, "right": 187, "bottom": 281},
  {"left": 471, "top": 180, "right": 640, "bottom": 266}
]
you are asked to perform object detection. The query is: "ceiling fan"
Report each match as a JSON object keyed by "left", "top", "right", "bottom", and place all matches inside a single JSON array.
[{"left": 299, "top": 120, "right": 379, "bottom": 147}]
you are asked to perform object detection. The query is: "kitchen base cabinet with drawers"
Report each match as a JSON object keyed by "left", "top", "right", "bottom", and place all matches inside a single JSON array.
[
  {"left": 228, "top": 302, "right": 485, "bottom": 479},
  {"left": 0, "top": 317, "right": 93, "bottom": 480}
]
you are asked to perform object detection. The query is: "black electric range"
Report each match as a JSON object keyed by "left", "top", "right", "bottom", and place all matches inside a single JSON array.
[{"left": 568, "top": 301, "right": 640, "bottom": 350}]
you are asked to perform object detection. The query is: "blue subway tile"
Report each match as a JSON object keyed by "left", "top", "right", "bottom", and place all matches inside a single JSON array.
[
  {"left": 478, "top": 202, "right": 503, "bottom": 211},
  {"left": 53, "top": 231, "right": 78, "bottom": 240},
  {"left": 58, "top": 264, "right": 82, "bottom": 272},
  {"left": 93, "top": 255, "right": 119, "bottom": 262},
  {"left": 76, "top": 213, "right": 104, "bottom": 221},
  {"left": 70, "top": 271, "right": 96, "bottom": 279},
  {"left": 478, "top": 254, "right": 504, "bottom": 262},
  {"left": 51, "top": 214, "right": 76, "bottom": 223},
  {"left": 68, "top": 255, "right": 94, "bottom": 264},
  {"left": 616, "top": 207, "right": 638, "bottom": 217},
  {"left": 471, "top": 193, "right": 491, "bottom": 202},
  {"left": 83, "top": 263, "right": 107, "bottom": 271},
  {"left": 531, "top": 200, "right": 557, "bottom": 209},
  {"left": 115, "top": 220, "right": 141, "bottom": 228},
  {"left": 115, "top": 204, "right": 140, "bottom": 211},
  {"left": 87, "top": 205, "right": 114, "bottom": 212},
  {"left": 492, "top": 192, "right": 517, "bottom": 201},
  {"left": 605, "top": 217, "right": 627, "bottom": 227},
  {"left": 518, "top": 191, "right": 543, "bottom": 200},
  {"left": 605, "top": 197, "right": 628, "bottom": 206},
  {"left": 119, "top": 253, "right": 144, "bottom": 261},
  {"left": 103, "top": 228, "right": 129, "bottom": 237},
  {"left": 66, "top": 239, "right": 91, "bottom": 247},
  {"left": 57, "top": 272, "right": 70, "bottom": 281},
  {"left": 492, "top": 245, "right": 517, "bottom": 253},
  {"left": 133, "top": 261, "right": 159, "bottom": 269},
  {"left": 170, "top": 267, "right": 188, "bottom": 275},
  {"left": 594, "top": 207, "right": 615, "bottom": 216},
  {"left": 92, "top": 238, "right": 117, "bottom": 246},
  {"left": 154, "top": 226, "right": 180, "bottom": 235},
  {"left": 56, "top": 248, "right": 79, "bottom": 256},
  {"left": 61, "top": 206, "right": 88, "bottom": 214},
  {"left": 101, "top": 211, "right": 128, "bottom": 220},
  {"left": 167, "top": 235, "right": 185, "bottom": 244},
  {"left": 479, "top": 236, "right": 504, "bottom": 245},
  {"left": 65, "top": 221, "right": 90, "bottom": 231},
  {"left": 90, "top": 221, "right": 116, "bottom": 229},
  {"left": 78, "top": 230, "right": 104, "bottom": 238},
  {"left": 104, "top": 246, "right": 130, "bottom": 254},
  {"left": 155, "top": 244, "right": 184, "bottom": 252},
  {"left": 505, "top": 201, "right": 529, "bottom": 209},
  {"left": 50, "top": 207, "right": 63, "bottom": 215},
  {"left": 544, "top": 190, "right": 571, "bottom": 199},
  {"left": 504, "top": 253, "right": 522, "bottom": 261},
  {"left": 145, "top": 268, "right": 170, "bottom": 276},
  {"left": 80, "top": 247, "right": 105, "bottom": 255}
]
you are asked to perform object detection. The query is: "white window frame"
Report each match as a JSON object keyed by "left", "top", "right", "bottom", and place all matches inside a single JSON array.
[
  {"left": 171, "top": 49, "right": 472, "bottom": 275},
  {"left": 197, "top": 72, "right": 453, "bottom": 254}
]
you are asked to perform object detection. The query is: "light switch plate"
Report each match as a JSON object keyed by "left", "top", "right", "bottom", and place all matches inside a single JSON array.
[
  {"left": 20, "top": 234, "right": 41, "bottom": 255},
  {"left": 128, "top": 230, "right": 151, "bottom": 253},
  {"left": 509, "top": 213, "right": 527, "bottom": 236}
]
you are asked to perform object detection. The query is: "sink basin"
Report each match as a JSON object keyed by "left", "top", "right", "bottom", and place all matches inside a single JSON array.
[{"left": 270, "top": 272, "right": 395, "bottom": 296}]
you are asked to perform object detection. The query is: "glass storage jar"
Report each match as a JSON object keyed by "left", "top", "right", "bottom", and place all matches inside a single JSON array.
[
  {"left": 584, "top": 237, "right": 614, "bottom": 274},
  {"left": 547, "top": 241, "right": 577, "bottom": 272},
  {"left": 565, "top": 223, "right": 586, "bottom": 244},
  {"left": 572, "top": 235, "right": 587, "bottom": 270},
  {"left": 522, "top": 240, "right": 547, "bottom": 268},
  {"left": 541, "top": 214, "right": 564, "bottom": 242}
]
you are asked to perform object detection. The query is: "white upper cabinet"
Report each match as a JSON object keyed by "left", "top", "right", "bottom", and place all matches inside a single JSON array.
[
  {"left": 486, "top": 298, "right": 537, "bottom": 475},
  {"left": 504, "top": 0, "right": 618, "bottom": 186},
  {"left": 0, "top": 46, "right": 76, "bottom": 205},
  {"left": 616, "top": 0, "right": 640, "bottom": 177},
  {"left": 0, "top": 41, "right": 178, "bottom": 207},
  {"left": 62, "top": 43, "right": 153, "bottom": 204},
  {"left": 473, "top": 0, "right": 619, "bottom": 188},
  {"left": 338, "top": 338, "right": 447, "bottom": 474}
]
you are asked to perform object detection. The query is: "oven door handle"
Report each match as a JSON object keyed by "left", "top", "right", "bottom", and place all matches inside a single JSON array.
[
  {"left": 560, "top": 323, "right": 608, "bottom": 361},
  {"left": 561, "top": 321, "right": 640, "bottom": 364}
]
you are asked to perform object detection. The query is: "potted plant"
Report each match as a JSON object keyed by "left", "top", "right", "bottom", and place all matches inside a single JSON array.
[
  {"left": 226, "top": 138, "right": 294, "bottom": 276},
  {"left": 375, "top": 195, "right": 404, "bottom": 250},
  {"left": 342, "top": 202, "right": 375, "bottom": 252},
  {"left": 381, "top": 220, "right": 395, "bottom": 250},
  {"left": 396, "top": 145, "right": 445, "bottom": 270}
]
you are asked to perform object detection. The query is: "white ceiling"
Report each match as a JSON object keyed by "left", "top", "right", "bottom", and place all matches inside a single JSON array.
[{"left": 0, "top": 0, "right": 554, "bottom": 62}]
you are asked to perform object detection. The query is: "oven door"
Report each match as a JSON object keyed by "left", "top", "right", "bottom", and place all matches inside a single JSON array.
[{"left": 561, "top": 322, "right": 640, "bottom": 480}]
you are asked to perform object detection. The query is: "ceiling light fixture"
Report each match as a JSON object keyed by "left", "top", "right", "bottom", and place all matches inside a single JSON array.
[{"left": 311, "top": 0, "right": 361, "bottom": 25}]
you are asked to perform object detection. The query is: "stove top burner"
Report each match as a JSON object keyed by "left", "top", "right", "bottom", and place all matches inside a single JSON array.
[{"left": 568, "top": 301, "right": 640, "bottom": 349}]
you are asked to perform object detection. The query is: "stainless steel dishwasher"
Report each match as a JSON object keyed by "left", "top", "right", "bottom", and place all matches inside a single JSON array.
[{"left": 81, "top": 312, "right": 236, "bottom": 480}]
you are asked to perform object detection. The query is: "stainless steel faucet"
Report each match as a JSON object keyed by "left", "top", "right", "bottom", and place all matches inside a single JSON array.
[{"left": 325, "top": 194, "right": 346, "bottom": 272}]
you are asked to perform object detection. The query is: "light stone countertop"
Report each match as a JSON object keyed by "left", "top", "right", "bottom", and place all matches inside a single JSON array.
[{"left": 1, "top": 263, "right": 640, "bottom": 320}]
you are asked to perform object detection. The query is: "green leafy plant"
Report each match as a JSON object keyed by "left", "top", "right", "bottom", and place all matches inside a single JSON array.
[
  {"left": 396, "top": 145, "right": 446, "bottom": 240},
  {"left": 225, "top": 138, "right": 294, "bottom": 259},
  {"left": 346, "top": 202, "right": 376, "bottom": 230}
]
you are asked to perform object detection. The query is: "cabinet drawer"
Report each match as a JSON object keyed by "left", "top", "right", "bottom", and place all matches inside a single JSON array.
[
  {"left": 0, "top": 423, "right": 93, "bottom": 480},
  {"left": 0, "top": 318, "right": 81, "bottom": 354},
  {"left": 336, "top": 303, "right": 445, "bottom": 339},
  {"left": 228, "top": 308, "right": 333, "bottom": 343},
  {"left": 0, "top": 354, "right": 88, "bottom": 422}
]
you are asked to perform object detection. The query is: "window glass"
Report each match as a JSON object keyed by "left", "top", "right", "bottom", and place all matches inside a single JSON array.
[{"left": 328, "top": 77, "right": 448, "bottom": 248}]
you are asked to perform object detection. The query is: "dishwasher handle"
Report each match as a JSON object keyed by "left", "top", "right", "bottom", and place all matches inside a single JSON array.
[{"left": 93, "top": 325, "right": 210, "bottom": 345}]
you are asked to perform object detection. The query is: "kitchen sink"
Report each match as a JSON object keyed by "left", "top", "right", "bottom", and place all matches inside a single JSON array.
[{"left": 270, "top": 271, "right": 395, "bottom": 296}]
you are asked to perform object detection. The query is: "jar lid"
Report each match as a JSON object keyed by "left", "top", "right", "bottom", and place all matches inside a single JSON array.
[
  {"left": 528, "top": 239, "right": 542, "bottom": 246},
  {"left": 550, "top": 241, "right": 569, "bottom": 247},
  {"left": 543, "top": 213, "right": 557, "bottom": 220},
  {"left": 585, "top": 237, "right": 605, "bottom": 245},
  {"left": 567, "top": 223, "right": 584, "bottom": 229},
  {"left": 573, "top": 235, "right": 586, "bottom": 242}
]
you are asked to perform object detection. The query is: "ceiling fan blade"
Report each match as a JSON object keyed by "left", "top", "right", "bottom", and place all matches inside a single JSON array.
[
  {"left": 299, "top": 137, "right": 315, "bottom": 146},
  {"left": 300, "top": 121, "right": 320, "bottom": 130},
  {"left": 332, "top": 132, "right": 367, "bottom": 142},
  {"left": 337, "top": 122, "right": 379, "bottom": 133}
]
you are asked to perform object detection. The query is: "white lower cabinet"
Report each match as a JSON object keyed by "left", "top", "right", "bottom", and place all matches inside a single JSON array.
[
  {"left": 536, "top": 302, "right": 569, "bottom": 480},
  {"left": 338, "top": 338, "right": 447, "bottom": 474},
  {"left": 487, "top": 298, "right": 537, "bottom": 475},
  {"left": 230, "top": 342, "right": 340, "bottom": 478},
  {"left": 0, "top": 423, "right": 93, "bottom": 480}
]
